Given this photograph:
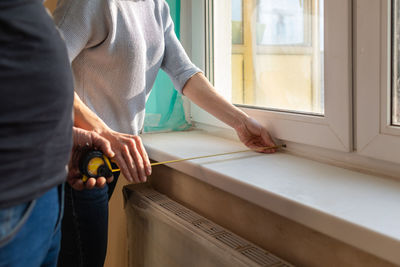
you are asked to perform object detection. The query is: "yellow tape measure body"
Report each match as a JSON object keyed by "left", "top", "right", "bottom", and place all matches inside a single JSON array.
[{"left": 79, "top": 150, "right": 119, "bottom": 182}]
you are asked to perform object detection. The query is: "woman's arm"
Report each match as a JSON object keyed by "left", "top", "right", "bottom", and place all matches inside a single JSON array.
[
  {"left": 74, "top": 93, "right": 151, "bottom": 183},
  {"left": 182, "top": 73, "right": 276, "bottom": 153}
]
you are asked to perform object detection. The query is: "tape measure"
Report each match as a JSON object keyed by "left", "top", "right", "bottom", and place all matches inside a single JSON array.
[
  {"left": 79, "top": 150, "right": 120, "bottom": 182},
  {"left": 79, "top": 144, "right": 285, "bottom": 181}
]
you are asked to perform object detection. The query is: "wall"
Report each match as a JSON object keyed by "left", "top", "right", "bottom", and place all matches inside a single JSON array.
[
  {"left": 148, "top": 165, "right": 395, "bottom": 267},
  {"left": 105, "top": 178, "right": 129, "bottom": 267}
]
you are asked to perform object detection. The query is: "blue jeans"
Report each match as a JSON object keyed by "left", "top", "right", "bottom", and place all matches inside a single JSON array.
[
  {"left": 58, "top": 172, "right": 120, "bottom": 267},
  {"left": 0, "top": 186, "right": 64, "bottom": 267}
]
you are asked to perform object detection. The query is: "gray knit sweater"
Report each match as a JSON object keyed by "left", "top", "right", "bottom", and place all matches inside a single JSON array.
[{"left": 53, "top": 0, "right": 201, "bottom": 134}]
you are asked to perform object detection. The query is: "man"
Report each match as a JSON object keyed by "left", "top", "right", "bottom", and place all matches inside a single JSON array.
[{"left": 0, "top": 1, "right": 113, "bottom": 266}]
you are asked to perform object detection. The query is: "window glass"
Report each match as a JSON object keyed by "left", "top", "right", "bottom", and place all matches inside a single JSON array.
[
  {"left": 231, "top": 0, "right": 324, "bottom": 114},
  {"left": 232, "top": 0, "right": 243, "bottom": 44},
  {"left": 257, "top": 0, "right": 306, "bottom": 46}
]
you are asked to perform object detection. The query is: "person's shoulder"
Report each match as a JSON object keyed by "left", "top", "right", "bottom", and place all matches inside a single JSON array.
[
  {"left": 153, "top": 0, "right": 171, "bottom": 20},
  {"left": 151, "top": 0, "right": 169, "bottom": 11}
]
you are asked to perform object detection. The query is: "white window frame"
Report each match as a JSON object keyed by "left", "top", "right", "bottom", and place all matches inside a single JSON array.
[
  {"left": 185, "top": 0, "right": 352, "bottom": 152},
  {"left": 355, "top": 0, "right": 400, "bottom": 164}
]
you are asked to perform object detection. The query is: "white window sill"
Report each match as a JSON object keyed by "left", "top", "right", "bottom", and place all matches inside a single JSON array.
[{"left": 141, "top": 129, "right": 400, "bottom": 265}]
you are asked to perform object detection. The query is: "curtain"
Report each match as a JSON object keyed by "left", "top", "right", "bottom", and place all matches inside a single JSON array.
[{"left": 143, "top": 0, "right": 191, "bottom": 132}]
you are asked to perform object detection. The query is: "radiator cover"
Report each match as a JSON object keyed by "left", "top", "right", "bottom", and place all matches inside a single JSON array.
[{"left": 123, "top": 184, "right": 293, "bottom": 267}]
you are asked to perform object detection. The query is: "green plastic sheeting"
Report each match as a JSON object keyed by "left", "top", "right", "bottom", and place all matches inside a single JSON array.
[{"left": 143, "top": 0, "right": 191, "bottom": 132}]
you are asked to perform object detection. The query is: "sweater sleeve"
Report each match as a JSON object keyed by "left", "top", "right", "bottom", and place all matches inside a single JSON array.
[
  {"left": 160, "top": 1, "right": 202, "bottom": 94},
  {"left": 52, "top": 0, "right": 110, "bottom": 63}
]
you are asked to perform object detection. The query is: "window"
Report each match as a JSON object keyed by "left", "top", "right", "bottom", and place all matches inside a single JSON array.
[
  {"left": 182, "top": 0, "right": 400, "bottom": 165},
  {"left": 231, "top": 0, "right": 324, "bottom": 115},
  {"left": 189, "top": 0, "right": 351, "bottom": 152},
  {"left": 356, "top": 0, "right": 400, "bottom": 164}
]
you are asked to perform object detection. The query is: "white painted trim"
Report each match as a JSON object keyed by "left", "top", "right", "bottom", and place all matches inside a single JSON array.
[
  {"left": 212, "top": 0, "right": 232, "bottom": 101},
  {"left": 180, "top": 1, "right": 193, "bottom": 125},
  {"left": 189, "top": 0, "right": 206, "bottom": 71},
  {"left": 356, "top": 0, "right": 400, "bottom": 163},
  {"left": 189, "top": 0, "right": 352, "bottom": 152},
  {"left": 180, "top": 0, "right": 192, "bottom": 58},
  {"left": 194, "top": 122, "right": 400, "bottom": 181},
  {"left": 242, "top": 108, "right": 348, "bottom": 151},
  {"left": 380, "top": 0, "right": 394, "bottom": 135}
]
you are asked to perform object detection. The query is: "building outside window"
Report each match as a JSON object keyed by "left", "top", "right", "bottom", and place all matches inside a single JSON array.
[{"left": 231, "top": 0, "right": 324, "bottom": 114}]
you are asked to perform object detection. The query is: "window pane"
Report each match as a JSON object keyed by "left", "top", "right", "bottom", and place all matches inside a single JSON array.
[
  {"left": 393, "top": 0, "right": 400, "bottom": 126},
  {"left": 232, "top": 0, "right": 243, "bottom": 44},
  {"left": 257, "top": 0, "right": 306, "bottom": 45},
  {"left": 231, "top": 0, "right": 324, "bottom": 114}
]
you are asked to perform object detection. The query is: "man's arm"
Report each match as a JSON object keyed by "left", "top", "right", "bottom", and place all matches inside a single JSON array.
[
  {"left": 182, "top": 73, "right": 276, "bottom": 153},
  {"left": 73, "top": 93, "right": 151, "bottom": 183}
]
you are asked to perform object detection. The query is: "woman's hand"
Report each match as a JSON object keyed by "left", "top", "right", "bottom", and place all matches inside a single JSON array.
[
  {"left": 234, "top": 117, "right": 276, "bottom": 153},
  {"left": 73, "top": 93, "right": 151, "bottom": 184},
  {"left": 68, "top": 127, "right": 115, "bottom": 190},
  {"left": 182, "top": 74, "right": 276, "bottom": 153},
  {"left": 98, "top": 130, "right": 152, "bottom": 184}
]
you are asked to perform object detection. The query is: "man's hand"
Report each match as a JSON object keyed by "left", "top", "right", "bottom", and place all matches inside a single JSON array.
[
  {"left": 68, "top": 127, "right": 115, "bottom": 190},
  {"left": 234, "top": 117, "right": 276, "bottom": 153},
  {"left": 98, "top": 130, "right": 151, "bottom": 184}
]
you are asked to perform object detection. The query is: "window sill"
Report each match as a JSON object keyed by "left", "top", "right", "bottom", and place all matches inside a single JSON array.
[{"left": 141, "top": 129, "right": 400, "bottom": 265}]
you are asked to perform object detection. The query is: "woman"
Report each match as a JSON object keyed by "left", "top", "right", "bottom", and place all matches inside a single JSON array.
[{"left": 53, "top": 0, "right": 276, "bottom": 266}]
